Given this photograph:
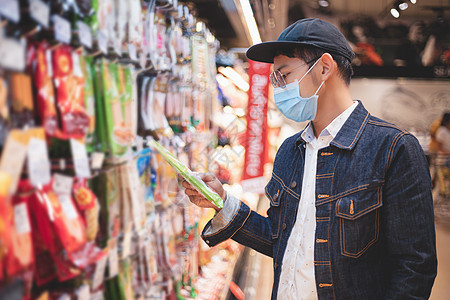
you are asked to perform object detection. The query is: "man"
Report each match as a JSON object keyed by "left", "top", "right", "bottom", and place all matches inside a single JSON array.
[{"left": 181, "top": 18, "right": 437, "bottom": 299}]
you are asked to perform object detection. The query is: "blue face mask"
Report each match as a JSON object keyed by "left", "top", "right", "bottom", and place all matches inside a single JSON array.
[{"left": 273, "top": 59, "right": 324, "bottom": 122}]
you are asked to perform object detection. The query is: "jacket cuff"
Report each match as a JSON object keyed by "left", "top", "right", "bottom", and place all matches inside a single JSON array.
[{"left": 201, "top": 195, "right": 251, "bottom": 247}]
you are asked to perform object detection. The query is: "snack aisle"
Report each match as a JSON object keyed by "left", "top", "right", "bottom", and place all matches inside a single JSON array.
[{"left": 0, "top": 1, "right": 243, "bottom": 299}]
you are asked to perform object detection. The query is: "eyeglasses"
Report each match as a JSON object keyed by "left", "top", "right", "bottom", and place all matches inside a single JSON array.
[{"left": 269, "top": 57, "right": 320, "bottom": 89}]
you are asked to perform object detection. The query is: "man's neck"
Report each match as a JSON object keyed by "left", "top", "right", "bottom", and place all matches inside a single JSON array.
[{"left": 311, "top": 83, "right": 354, "bottom": 138}]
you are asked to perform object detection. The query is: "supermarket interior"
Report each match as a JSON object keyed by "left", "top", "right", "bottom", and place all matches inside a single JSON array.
[{"left": 0, "top": 0, "right": 449, "bottom": 299}]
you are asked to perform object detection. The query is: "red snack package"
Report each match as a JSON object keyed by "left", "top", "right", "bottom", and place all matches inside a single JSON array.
[
  {"left": 52, "top": 46, "right": 90, "bottom": 139},
  {"left": 31, "top": 42, "right": 64, "bottom": 138},
  {"left": 29, "top": 182, "right": 85, "bottom": 282},
  {"left": 5, "top": 181, "right": 34, "bottom": 277},
  {"left": 17, "top": 179, "right": 57, "bottom": 286},
  {"left": 35, "top": 182, "right": 87, "bottom": 254}
]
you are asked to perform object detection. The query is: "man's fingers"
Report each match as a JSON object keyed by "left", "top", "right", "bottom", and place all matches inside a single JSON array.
[
  {"left": 200, "top": 172, "right": 216, "bottom": 182},
  {"left": 180, "top": 180, "right": 192, "bottom": 189},
  {"left": 185, "top": 188, "right": 201, "bottom": 197}
]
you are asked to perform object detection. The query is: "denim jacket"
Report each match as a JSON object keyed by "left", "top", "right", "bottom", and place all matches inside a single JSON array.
[{"left": 201, "top": 101, "right": 437, "bottom": 299}]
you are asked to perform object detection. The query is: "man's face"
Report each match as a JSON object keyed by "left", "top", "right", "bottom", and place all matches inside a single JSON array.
[{"left": 273, "top": 54, "right": 320, "bottom": 98}]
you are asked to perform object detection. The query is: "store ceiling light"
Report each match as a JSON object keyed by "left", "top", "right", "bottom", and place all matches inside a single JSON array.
[
  {"left": 410, "top": 0, "right": 417, "bottom": 4},
  {"left": 398, "top": 2, "right": 408, "bottom": 10},
  {"left": 238, "top": 0, "right": 262, "bottom": 45},
  {"left": 218, "top": 67, "right": 250, "bottom": 92},
  {"left": 390, "top": 8, "right": 400, "bottom": 18},
  {"left": 318, "top": 0, "right": 330, "bottom": 8}
]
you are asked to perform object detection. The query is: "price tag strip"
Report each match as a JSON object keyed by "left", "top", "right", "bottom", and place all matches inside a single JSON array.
[
  {"left": 52, "top": 174, "right": 74, "bottom": 195},
  {"left": 77, "top": 21, "right": 93, "bottom": 49},
  {"left": 0, "top": 38, "right": 26, "bottom": 72},
  {"left": 70, "top": 139, "right": 92, "bottom": 179},
  {"left": 0, "top": 0, "right": 20, "bottom": 23},
  {"left": 27, "top": 137, "right": 52, "bottom": 187},
  {"left": 53, "top": 15, "right": 72, "bottom": 44},
  {"left": 29, "top": 0, "right": 50, "bottom": 27},
  {"left": 92, "top": 253, "right": 108, "bottom": 290}
]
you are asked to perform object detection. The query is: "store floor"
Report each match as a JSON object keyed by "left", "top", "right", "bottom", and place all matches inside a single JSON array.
[{"left": 250, "top": 221, "right": 450, "bottom": 300}]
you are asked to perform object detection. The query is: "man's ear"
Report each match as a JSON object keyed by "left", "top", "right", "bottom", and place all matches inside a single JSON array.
[{"left": 319, "top": 53, "right": 337, "bottom": 81}]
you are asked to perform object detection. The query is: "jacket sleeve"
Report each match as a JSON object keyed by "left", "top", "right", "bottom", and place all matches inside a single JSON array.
[
  {"left": 201, "top": 194, "right": 274, "bottom": 257},
  {"left": 383, "top": 133, "right": 437, "bottom": 299}
]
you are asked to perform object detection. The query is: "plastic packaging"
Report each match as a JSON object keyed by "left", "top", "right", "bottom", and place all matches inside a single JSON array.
[{"left": 149, "top": 140, "right": 223, "bottom": 209}]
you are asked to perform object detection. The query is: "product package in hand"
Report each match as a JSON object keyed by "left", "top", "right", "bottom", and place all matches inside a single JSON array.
[{"left": 149, "top": 140, "right": 224, "bottom": 209}]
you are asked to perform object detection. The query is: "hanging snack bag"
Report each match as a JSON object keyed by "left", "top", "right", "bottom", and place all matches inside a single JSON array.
[
  {"left": 115, "top": 65, "right": 135, "bottom": 146},
  {"left": 80, "top": 56, "right": 97, "bottom": 151},
  {"left": 30, "top": 183, "right": 84, "bottom": 282},
  {"left": 94, "top": 169, "right": 121, "bottom": 245},
  {"left": 100, "top": 60, "right": 127, "bottom": 157},
  {"left": 34, "top": 181, "right": 87, "bottom": 254},
  {"left": 31, "top": 42, "right": 62, "bottom": 138},
  {"left": 52, "top": 46, "right": 90, "bottom": 139},
  {"left": 9, "top": 72, "right": 35, "bottom": 129},
  {"left": 73, "top": 178, "right": 99, "bottom": 242},
  {"left": 92, "top": 60, "right": 108, "bottom": 153},
  {"left": 136, "top": 148, "right": 155, "bottom": 214},
  {"left": 5, "top": 181, "right": 34, "bottom": 277},
  {"left": 152, "top": 75, "right": 170, "bottom": 131},
  {"left": 128, "top": 0, "right": 143, "bottom": 47}
]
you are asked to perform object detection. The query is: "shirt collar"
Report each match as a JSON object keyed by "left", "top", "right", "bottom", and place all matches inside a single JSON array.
[
  {"left": 300, "top": 101, "right": 358, "bottom": 144},
  {"left": 296, "top": 100, "right": 370, "bottom": 150}
]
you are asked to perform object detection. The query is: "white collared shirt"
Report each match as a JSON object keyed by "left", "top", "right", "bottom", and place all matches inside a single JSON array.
[{"left": 277, "top": 101, "right": 358, "bottom": 300}]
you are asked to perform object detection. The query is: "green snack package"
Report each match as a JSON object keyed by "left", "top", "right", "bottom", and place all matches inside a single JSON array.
[
  {"left": 98, "top": 60, "right": 127, "bottom": 157},
  {"left": 80, "top": 56, "right": 96, "bottom": 152},
  {"left": 149, "top": 140, "right": 224, "bottom": 209},
  {"left": 92, "top": 59, "right": 108, "bottom": 153}
]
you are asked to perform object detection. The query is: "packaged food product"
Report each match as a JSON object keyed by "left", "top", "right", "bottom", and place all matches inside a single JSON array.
[
  {"left": 99, "top": 60, "right": 127, "bottom": 157},
  {"left": 34, "top": 181, "right": 87, "bottom": 254},
  {"left": 72, "top": 178, "right": 99, "bottom": 241},
  {"left": 31, "top": 42, "right": 62, "bottom": 138},
  {"left": 92, "top": 60, "right": 108, "bottom": 153},
  {"left": 52, "top": 45, "right": 90, "bottom": 139},
  {"left": 128, "top": 0, "right": 143, "bottom": 47},
  {"left": 105, "top": 169, "right": 121, "bottom": 238},
  {"left": 5, "top": 181, "right": 34, "bottom": 277},
  {"left": 136, "top": 148, "right": 155, "bottom": 214},
  {"left": 152, "top": 75, "right": 170, "bottom": 131},
  {"left": 9, "top": 72, "right": 35, "bottom": 129},
  {"left": 94, "top": 170, "right": 121, "bottom": 245},
  {"left": 116, "top": 65, "right": 135, "bottom": 146},
  {"left": 150, "top": 140, "right": 223, "bottom": 209},
  {"left": 30, "top": 181, "right": 86, "bottom": 282},
  {"left": 80, "top": 56, "right": 97, "bottom": 151}
]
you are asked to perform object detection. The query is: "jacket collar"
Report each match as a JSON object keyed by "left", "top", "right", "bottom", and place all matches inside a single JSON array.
[{"left": 295, "top": 100, "right": 370, "bottom": 150}]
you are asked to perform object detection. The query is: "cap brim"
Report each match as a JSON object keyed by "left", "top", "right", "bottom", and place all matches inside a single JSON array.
[{"left": 246, "top": 41, "right": 316, "bottom": 63}]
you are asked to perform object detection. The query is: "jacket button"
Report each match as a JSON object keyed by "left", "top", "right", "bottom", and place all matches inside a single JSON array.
[
  {"left": 290, "top": 181, "right": 297, "bottom": 189},
  {"left": 274, "top": 263, "right": 278, "bottom": 270},
  {"left": 273, "top": 191, "right": 279, "bottom": 201},
  {"left": 282, "top": 223, "right": 287, "bottom": 230}
]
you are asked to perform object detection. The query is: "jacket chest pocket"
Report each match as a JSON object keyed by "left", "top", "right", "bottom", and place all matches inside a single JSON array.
[
  {"left": 335, "top": 184, "right": 383, "bottom": 258},
  {"left": 265, "top": 179, "right": 284, "bottom": 240}
]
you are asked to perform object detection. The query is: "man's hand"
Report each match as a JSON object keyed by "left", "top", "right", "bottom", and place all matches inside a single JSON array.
[{"left": 179, "top": 173, "right": 226, "bottom": 212}]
